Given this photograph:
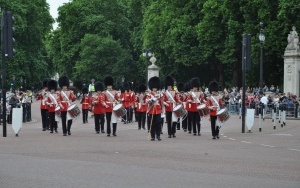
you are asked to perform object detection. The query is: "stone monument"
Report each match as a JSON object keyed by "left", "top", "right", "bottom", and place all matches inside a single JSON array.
[
  {"left": 284, "top": 26, "right": 300, "bottom": 96},
  {"left": 147, "top": 54, "right": 160, "bottom": 82}
]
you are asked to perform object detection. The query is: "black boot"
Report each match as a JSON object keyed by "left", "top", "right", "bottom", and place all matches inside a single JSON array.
[
  {"left": 113, "top": 123, "right": 117, "bottom": 136},
  {"left": 67, "top": 125, "right": 71, "bottom": 135}
]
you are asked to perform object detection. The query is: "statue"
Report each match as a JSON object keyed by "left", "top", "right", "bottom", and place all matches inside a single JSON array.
[{"left": 286, "top": 26, "right": 299, "bottom": 50}]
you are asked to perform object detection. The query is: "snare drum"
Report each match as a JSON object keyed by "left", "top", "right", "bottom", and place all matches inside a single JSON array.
[
  {"left": 216, "top": 109, "right": 230, "bottom": 122},
  {"left": 113, "top": 104, "right": 126, "bottom": 118},
  {"left": 173, "top": 104, "right": 187, "bottom": 117},
  {"left": 67, "top": 104, "right": 81, "bottom": 119},
  {"left": 197, "top": 104, "right": 210, "bottom": 117},
  {"left": 55, "top": 106, "right": 61, "bottom": 117}
]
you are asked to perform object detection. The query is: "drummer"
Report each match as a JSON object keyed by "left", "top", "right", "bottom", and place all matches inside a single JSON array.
[
  {"left": 46, "top": 80, "right": 60, "bottom": 133},
  {"left": 58, "top": 76, "right": 76, "bottom": 136},
  {"left": 206, "top": 80, "right": 222, "bottom": 139},
  {"left": 163, "top": 76, "right": 180, "bottom": 138},
  {"left": 177, "top": 82, "right": 187, "bottom": 131},
  {"left": 92, "top": 82, "right": 107, "bottom": 134},
  {"left": 103, "top": 76, "right": 119, "bottom": 136},
  {"left": 186, "top": 77, "right": 203, "bottom": 136}
]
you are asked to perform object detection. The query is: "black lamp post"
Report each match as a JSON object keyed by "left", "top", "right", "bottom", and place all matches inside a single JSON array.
[{"left": 259, "top": 22, "right": 265, "bottom": 91}]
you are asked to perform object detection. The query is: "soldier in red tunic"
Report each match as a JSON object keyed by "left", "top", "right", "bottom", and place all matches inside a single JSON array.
[
  {"left": 92, "top": 82, "right": 107, "bottom": 134},
  {"left": 58, "top": 76, "right": 76, "bottom": 136},
  {"left": 136, "top": 84, "right": 147, "bottom": 130},
  {"left": 206, "top": 81, "right": 222, "bottom": 139},
  {"left": 120, "top": 82, "right": 132, "bottom": 124},
  {"left": 186, "top": 77, "right": 204, "bottom": 136},
  {"left": 146, "top": 76, "right": 163, "bottom": 141},
  {"left": 163, "top": 76, "right": 181, "bottom": 138},
  {"left": 36, "top": 78, "right": 50, "bottom": 131},
  {"left": 103, "top": 76, "right": 119, "bottom": 136},
  {"left": 46, "top": 80, "right": 60, "bottom": 133},
  {"left": 81, "top": 87, "right": 91, "bottom": 124}
]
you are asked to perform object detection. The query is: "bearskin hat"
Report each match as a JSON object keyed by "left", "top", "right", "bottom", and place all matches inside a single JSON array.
[
  {"left": 164, "top": 75, "right": 174, "bottom": 88},
  {"left": 148, "top": 76, "right": 161, "bottom": 90},
  {"left": 190, "top": 77, "right": 200, "bottom": 88},
  {"left": 82, "top": 87, "right": 89, "bottom": 94},
  {"left": 47, "top": 80, "right": 57, "bottom": 91},
  {"left": 184, "top": 82, "right": 191, "bottom": 91},
  {"left": 208, "top": 80, "right": 219, "bottom": 93},
  {"left": 58, "top": 76, "right": 69, "bottom": 88},
  {"left": 138, "top": 84, "right": 147, "bottom": 93},
  {"left": 127, "top": 82, "right": 133, "bottom": 91},
  {"left": 134, "top": 86, "right": 139, "bottom": 93},
  {"left": 94, "top": 81, "right": 104, "bottom": 92},
  {"left": 104, "top": 76, "right": 114, "bottom": 87},
  {"left": 43, "top": 78, "right": 50, "bottom": 88},
  {"left": 177, "top": 82, "right": 184, "bottom": 92},
  {"left": 122, "top": 82, "right": 130, "bottom": 91}
]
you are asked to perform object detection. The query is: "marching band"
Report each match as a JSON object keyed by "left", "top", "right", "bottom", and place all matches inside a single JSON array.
[{"left": 33, "top": 75, "right": 230, "bottom": 140}]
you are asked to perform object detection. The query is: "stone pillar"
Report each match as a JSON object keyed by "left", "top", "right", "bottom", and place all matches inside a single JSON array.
[
  {"left": 284, "top": 26, "right": 300, "bottom": 96},
  {"left": 147, "top": 55, "right": 160, "bottom": 82}
]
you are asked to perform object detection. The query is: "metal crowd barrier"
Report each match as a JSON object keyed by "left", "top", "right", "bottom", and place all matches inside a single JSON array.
[{"left": 225, "top": 103, "right": 299, "bottom": 119}]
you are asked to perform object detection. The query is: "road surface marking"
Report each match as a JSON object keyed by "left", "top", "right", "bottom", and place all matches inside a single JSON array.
[
  {"left": 260, "top": 144, "right": 275, "bottom": 148},
  {"left": 271, "top": 134, "right": 293, "bottom": 136},
  {"left": 228, "top": 138, "right": 236, "bottom": 141},
  {"left": 241, "top": 141, "right": 252, "bottom": 144},
  {"left": 288, "top": 148, "right": 300, "bottom": 152}
]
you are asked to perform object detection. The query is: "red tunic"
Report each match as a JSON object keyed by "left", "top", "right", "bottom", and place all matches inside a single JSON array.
[
  {"left": 81, "top": 95, "right": 91, "bottom": 109},
  {"left": 104, "top": 90, "right": 119, "bottom": 112},
  {"left": 92, "top": 93, "right": 106, "bottom": 114},
  {"left": 46, "top": 93, "right": 60, "bottom": 112},
  {"left": 163, "top": 90, "right": 180, "bottom": 112},
  {"left": 136, "top": 93, "right": 147, "bottom": 112},
  {"left": 120, "top": 92, "right": 132, "bottom": 108},
  {"left": 146, "top": 91, "right": 162, "bottom": 115},
  {"left": 36, "top": 90, "right": 48, "bottom": 110},
  {"left": 186, "top": 91, "right": 203, "bottom": 112},
  {"left": 58, "top": 90, "right": 76, "bottom": 112},
  {"left": 206, "top": 96, "right": 222, "bottom": 116}
]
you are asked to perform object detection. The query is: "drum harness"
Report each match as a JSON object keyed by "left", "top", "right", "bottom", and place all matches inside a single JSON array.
[
  {"left": 211, "top": 95, "right": 222, "bottom": 128},
  {"left": 167, "top": 90, "right": 187, "bottom": 121},
  {"left": 107, "top": 90, "right": 126, "bottom": 122}
]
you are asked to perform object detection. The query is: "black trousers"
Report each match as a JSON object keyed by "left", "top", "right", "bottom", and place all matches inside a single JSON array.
[
  {"left": 82, "top": 109, "right": 88, "bottom": 123},
  {"left": 166, "top": 111, "right": 176, "bottom": 136},
  {"left": 122, "top": 107, "right": 130, "bottom": 122},
  {"left": 106, "top": 112, "right": 117, "bottom": 134},
  {"left": 94, "top": 113, "right": 105, "bottom": 132},
  {"left": 149, "top": 114, "right": 161, "bottom": 139},
  {"left": 41, "top": 109, "right": 49, "bottom": 129},
  {"left": 137, "top": 111, "right": 146, "bottom": 129},
  {"left": 26, "top": 103, "right": 31, "bottom": 121},
  {"left": 22, "top": 103, "right": 27, "bottom": 123},
  {"left": 61, "top": 111, "right": 72, "bottom": 134},
  {"left": 210, "top": 116, "right": 219, "bottom": 137},
  {"left": 48, "top": 112, "right": 58, "bottom": 131},
  {"left": 188, "top": 111, "right": 201, "bottom": 133}
]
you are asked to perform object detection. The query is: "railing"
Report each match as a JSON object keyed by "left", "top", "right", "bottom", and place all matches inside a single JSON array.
[{"left": 224, "top": 103, "right": 299, "bottom": 119}]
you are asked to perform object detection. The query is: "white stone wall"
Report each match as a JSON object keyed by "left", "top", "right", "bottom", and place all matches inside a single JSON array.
[{"left": 283, "top": 50, "right": 300, "bottom": 96}]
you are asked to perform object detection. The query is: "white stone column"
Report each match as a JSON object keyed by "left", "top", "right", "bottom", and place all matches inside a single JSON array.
[{"left": 283, "top": 26, "right": 300, "bottom": 96}]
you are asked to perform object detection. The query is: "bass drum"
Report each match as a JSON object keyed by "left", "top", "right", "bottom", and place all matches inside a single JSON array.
[
  {"left": 216, "top": 109, "right": 230, "bottom": 123},
  {"left": 197, "top": 104, "right": 210, "bottom": 117},
  {"left": 67, "top": 104, "right": 81, "bottom": 119},
  {"left": 173, "top": 104, "right": 187, "bottom": 118},
  {"left": 113, "top": 104, "right": 127, "bottom": 118},
  {"left": 55, "top": 106, "right": 61, "bottom": 117}
]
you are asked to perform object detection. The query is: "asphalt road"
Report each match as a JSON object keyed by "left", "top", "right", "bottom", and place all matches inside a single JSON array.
[{"left": 0, "top": 100, "right": 299, "bottom": 188}]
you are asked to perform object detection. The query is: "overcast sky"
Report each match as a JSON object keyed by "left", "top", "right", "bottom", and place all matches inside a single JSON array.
[{"left": 46, "top": 0, "right": 70, "bottom": 29}]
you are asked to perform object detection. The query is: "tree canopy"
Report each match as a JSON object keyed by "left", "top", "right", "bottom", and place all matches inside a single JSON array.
[{"left": 1, "top": 0, "right": 300, "bottom": 90}]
